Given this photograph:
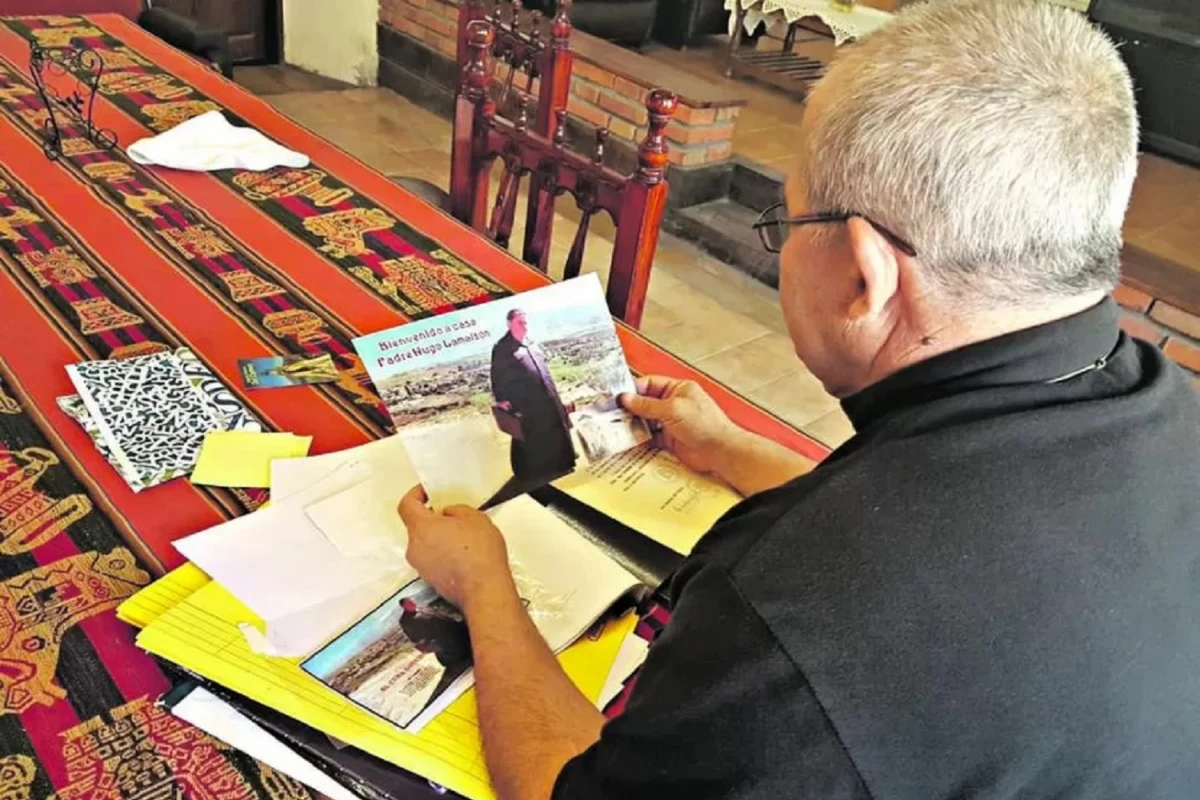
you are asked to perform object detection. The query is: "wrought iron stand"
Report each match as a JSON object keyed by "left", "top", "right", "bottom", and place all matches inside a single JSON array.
[{"left": 29, "top": 41, "right": 118, "bottom": 160}]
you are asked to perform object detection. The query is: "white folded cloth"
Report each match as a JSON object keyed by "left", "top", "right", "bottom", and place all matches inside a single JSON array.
[{"left": 127, "top": 110, "right": 309, "bottom": 172}]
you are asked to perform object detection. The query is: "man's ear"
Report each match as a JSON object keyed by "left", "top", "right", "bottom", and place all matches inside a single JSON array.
[{"left": 846, "top": 216, "right": 899, "bottom": 319}]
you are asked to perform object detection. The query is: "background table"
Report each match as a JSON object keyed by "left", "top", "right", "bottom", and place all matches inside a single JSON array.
[
  {"left": 0, "top": 13, "right": 827, "bottom": 800},
  {"left": 724, "top": 0, "right": 893, "bottom": 94}
]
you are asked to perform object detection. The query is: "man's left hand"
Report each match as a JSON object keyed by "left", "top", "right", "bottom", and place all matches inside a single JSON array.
[{"left": 397, "top": 486, "right": 516, "bottom": 614}]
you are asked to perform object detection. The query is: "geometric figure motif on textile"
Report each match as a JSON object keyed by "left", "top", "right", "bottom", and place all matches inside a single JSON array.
[
  {"left": 0, "top": 85, "right": 35, "bottom": 104},
  {"left": 123, "top": 189, "right": 171, "bottom": 221},
  {"left": 82, "top": 162, "right": 136, "bottom": 185},
  {"left": 381, "top": 254, "right": 492, "bottom": 309},
  {"left": 0, "top": 383, "right": 18, "bottom": 415},
  {"left": 16, "top": 247, "right": 97, "bottom": 289},
  {"left": 346, "top": 265, "right": 423, "bottom": 318},
  {"left": 109, "top": 342, "right": 172, "bottom": 361},
  {"left": 17, "top": 109, "right": 50, "bottom": 130},
  {"left": 302, "top": 208, "right": 395, "bottom": 259},
  {"left": 429, "top": 248, "right": 504, "bottom": 294},
  {"left": 71, "top": 297, "right": 145, "bottom": 336},
  {"left": 232, "top": 169, "right": 353, "bottom": 209},
  {"left": 59, "top": 138, "right": 102, "bottom": 157},
  {"left": 0, "top": 208, "right": 41, "bottom": 244},
  {"left": 0, "top": 754, "right": 38, "bottom": 800},
  {"left": 0, "top": 446, "right": 92, "bottom": 557},
  {"left": 142, "top": 100, "right": 221, "bottom": 132},
  {"left": 98, "top": 72, "right": 191, "bottom": 101},
  {"left": 218, "top": 271, "right": 285, "bottom": 303},
  {"left": 55, "top": 697, "right": 258, "bottom": 800},
  {"left": 256, "top": 765, "right": 313, "bottom": 800},
  {"left": 96, "top": 47, "right": 153, "bottom": 71},
  {"left": 0, "top": 548, "right": 149, "bottom": 716},
  {"left": 332, "top": 353, "right": 380, "bottom": 407},
  {"left": 262, "top": 310, "right": 331, "bottom": 346},
  {"left": 37, "top": 15, "right": 86, "bottom": 27},
  {"left": 30, "top": 26, "right": 102, "bottom": 47},
  {"left": 159, "top": 226, "right": 233, "bottom": 260}
]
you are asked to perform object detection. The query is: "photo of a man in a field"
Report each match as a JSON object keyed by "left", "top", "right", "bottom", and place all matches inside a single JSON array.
[
  {"left": 487, "top": 308, "right": 577, "bottom": 503},
  {"left": 301, "top": 581, "right": 473, "bottom": 731},
  {"left": 355, "top": 275, "right": 649, "bottom": 510}
]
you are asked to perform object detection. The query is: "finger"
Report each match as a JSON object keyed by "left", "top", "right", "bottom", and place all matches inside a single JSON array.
[
  {"left": 635, "top": 374, "right": 688, "bottom": 400},
  {"left": 620, "top": 391, "right": 671, "bottom": 421},
  {"left": 397, "top": 485, "right": 432, "bottom": 526}
]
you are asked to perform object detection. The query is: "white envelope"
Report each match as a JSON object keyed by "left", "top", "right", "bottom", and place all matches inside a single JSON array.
[
  {"left": 173, "top": 460, "right": 410, "bottom": 654},
  {"left": 271, "top": 434, "right": 418, "bottom": 501},
  {"left": 304, "top": 475, "right": 409, "bottom": 558}
]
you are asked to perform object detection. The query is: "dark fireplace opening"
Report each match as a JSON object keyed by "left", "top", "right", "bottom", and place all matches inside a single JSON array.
[
  {"left": 1090, "top": 0, "right": 1200, "bottom": 166},
  {"left": 1093, "top": 0, "right": 1200, "bottom": 43}
]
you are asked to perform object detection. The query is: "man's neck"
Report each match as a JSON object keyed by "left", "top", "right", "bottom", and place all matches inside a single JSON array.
[{"left": 860, "top": 290, "right": 1107, "bottom": 392}]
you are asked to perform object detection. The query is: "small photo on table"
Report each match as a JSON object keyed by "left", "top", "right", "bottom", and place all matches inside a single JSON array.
[
  {"left": 238, "top": 354, "right": 340, "bottom": 389},
  {"left": 301, "top": 580, "right": 473, "bottom": 731}
]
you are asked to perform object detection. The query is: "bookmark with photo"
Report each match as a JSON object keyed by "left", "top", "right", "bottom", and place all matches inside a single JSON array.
[{"left": 239, "top": 354, "right": 340, "bottom": 389}]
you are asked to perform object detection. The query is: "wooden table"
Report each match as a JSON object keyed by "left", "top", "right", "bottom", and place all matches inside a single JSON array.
[{"left": 0, "top": 12, "right": 827, "bottom": 800}]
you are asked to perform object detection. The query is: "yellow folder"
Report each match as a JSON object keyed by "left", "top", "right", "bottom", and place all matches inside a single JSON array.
[{"left": 121, "top": 570, "right": 634, "bottom": 800}]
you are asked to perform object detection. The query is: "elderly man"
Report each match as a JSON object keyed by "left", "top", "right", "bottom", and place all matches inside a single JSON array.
[
  {"left": 490, "top": 308, "right": 576, "bottom": 486},
  {"left": 399, "top": 1, "right": 1200, "bottom": 797}
]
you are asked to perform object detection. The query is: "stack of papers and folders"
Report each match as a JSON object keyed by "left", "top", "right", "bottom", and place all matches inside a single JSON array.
[
  {"left": 116, "top": 277, "right": 748, "bottom": 799},
  {"left": 120, "top": 541, "right": 638, "bottom": 800}
]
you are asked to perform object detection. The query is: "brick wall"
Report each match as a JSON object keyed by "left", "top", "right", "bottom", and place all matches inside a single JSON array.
[
  {"left": 378, "top": 0, "right": 740, "bottom": 167},
  {"left": 380, "top": 0, "right": 460, "bottom": 57},
  {"left": 567, "top": 62, "right": 740, "bottom": 167},
  {"left": 1114, "top": 282, "right": 1200, "bottom": 389}
]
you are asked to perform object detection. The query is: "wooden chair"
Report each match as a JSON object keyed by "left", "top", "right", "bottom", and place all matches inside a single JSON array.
[
  {"left": 450, "top": 21, "right": 678, "bottom": 328},
  {"left": 458, "top": 0, "right": 574, "bottom": 138},
  {"left": 394, "top": 0, "right": 574, "bottom": 209}
]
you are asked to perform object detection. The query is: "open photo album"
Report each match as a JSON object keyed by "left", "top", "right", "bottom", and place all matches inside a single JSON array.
[{"left": 173, "top": 435, "right": 642, "bottom": 733}]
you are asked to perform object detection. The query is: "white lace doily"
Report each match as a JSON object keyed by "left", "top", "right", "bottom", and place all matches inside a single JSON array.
[{"left": 724, "top": 0, "right": 895, "bottom": 45}]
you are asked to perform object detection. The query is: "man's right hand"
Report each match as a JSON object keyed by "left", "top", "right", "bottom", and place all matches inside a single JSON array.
[
  {"left": 621, "top": 375, "right": 816, "bottom": 497},
  {"left": 620, "top": 376, "right": 741, "bottom": 477}
]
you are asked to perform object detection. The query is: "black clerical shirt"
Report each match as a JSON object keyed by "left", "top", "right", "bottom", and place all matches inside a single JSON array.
[{"left": 555, "top": 299, "right": 1200, "bottom": 799}]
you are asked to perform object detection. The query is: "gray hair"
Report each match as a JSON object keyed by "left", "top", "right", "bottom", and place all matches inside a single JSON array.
[{"left": 801, "top": 0, "right": 1138, "bottom": 304}]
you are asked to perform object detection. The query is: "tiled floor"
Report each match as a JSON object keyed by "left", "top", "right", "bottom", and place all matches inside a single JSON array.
[{"left": 234, "top": 64, "right": 857, "bottom": 449}]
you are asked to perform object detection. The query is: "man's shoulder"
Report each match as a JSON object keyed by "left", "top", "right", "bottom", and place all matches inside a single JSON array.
[{"left": 491, "top": 333, "right": 516, "bottom": 356}]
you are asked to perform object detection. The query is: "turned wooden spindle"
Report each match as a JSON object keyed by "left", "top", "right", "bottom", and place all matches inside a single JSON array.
[
  {"left": 458, "top": 0, "right": 490, "bottom": 68},
  {"left": 511, "top": 0, "right": 524, "bottom": 30},
  {"left": 524, "top": 12, "right": 543, "bottom": 93},
  {"left": 603, "top": 87, "right": 679, "bottom": 327},
  {"left": 515, "top": 93, "right": 531, "bottom": 133},
  {"left": 450, "top": 21, "right": 497, "bottom": 225},
  {"left": 592, "top": 127, "right": 608, "bottom": 165},
  {"left": 636, "top": 89, "right": 679, "bottom": 185},
  {"left": 490, "top": 92, "right": 530, "bottom": 246},
  {"left": 461, "top": 21, "right": 495, "bottom": 105},
  {"left": 551, "top": 0, "right": 573, "bottom": 46},
  {"left": 553, "top": 109, "right": 568, "bottom": 148}
]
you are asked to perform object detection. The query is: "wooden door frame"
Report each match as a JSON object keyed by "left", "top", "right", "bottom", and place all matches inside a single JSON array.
[{"left": 264, "top": 0, "right": 283, "bottom": 64}]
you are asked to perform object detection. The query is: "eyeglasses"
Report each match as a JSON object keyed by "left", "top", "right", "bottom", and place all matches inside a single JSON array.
[{"left": 752, "top": 202, "right": 917, "bottom": 257}]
